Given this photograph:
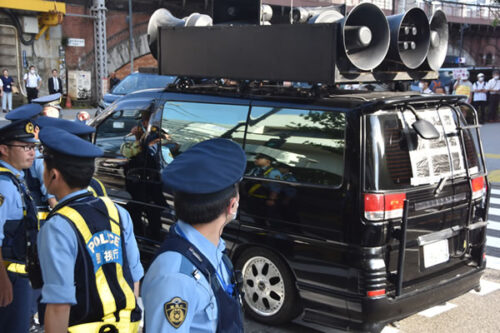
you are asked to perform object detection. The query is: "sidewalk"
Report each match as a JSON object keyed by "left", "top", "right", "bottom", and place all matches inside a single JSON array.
[
  {"left": 0, "top": 108, "right": 96, "bottom": 121},
  {"left": 481, "top": 122, "right": 500, "bottom": 185}
]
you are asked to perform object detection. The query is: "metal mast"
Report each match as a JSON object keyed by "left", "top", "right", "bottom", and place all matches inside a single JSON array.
[{"left": 92, "top": 0, "right": 108, "bottom": 101}]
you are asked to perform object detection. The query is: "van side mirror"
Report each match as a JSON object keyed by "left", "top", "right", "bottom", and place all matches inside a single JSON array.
[
  {"left": 412, "top": 119, "right": 440, "bottom": 140},
  {"left": 404, "top": 106, "right": 440, "bottom": 140}
]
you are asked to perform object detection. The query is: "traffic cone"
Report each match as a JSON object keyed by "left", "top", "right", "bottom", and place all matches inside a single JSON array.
[{"left": 65, "top": 95, "right": 72, "bottom": 109}]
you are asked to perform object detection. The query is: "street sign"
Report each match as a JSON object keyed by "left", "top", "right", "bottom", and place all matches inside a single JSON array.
[{"left": 67, "top": 38, "right": 85, "bottom": 47}]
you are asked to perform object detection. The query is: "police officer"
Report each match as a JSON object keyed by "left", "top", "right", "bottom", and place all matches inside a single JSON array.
[
  {"left": 6, "top": 104, "right": 58, "bottom": 210},
  {"left": 32, "top": 92, "right": 63, "bottom": 118},
  {"left": 247, "top": 153, "right": 282, "bottom": 206},
  {"left": 35, "top": 116, "right": 108, "bottom": 197},
  {"left": 0, "top": 118, "right": 38, "bottom": 332},
  {"left": 142, "top": 138, "right": 245, "bottom": 332},
  {"left": 37, "top": 127, "right": 143, "bottom": 332}
]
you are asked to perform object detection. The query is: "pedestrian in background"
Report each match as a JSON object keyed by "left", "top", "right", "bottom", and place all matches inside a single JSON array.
[
  {"left": 454, "top": 72, "right": 473, "bottom": 103},
  {"left": 47, "top": 69, "right": 62, "bottom": 95},
  {"left": 23, "top": 66, "right": 41, "bottom": 103},
  {"left": 1, "top": 70, "right": 14, "bottom": 113},
  {"left": 109, "top": 72, "right": 120, "bottom": 91},
  {"left": 472, "top": 73, "right": 488, "bottom": 124},
  {"left": 419, "top": 80, "right": 432, "bottom": 94},
  {"left": 142, "top": 138, "right": 245, "bottom": 332},
  {"left": 486, "top": 70, "right": 500, "bottom": 122}
]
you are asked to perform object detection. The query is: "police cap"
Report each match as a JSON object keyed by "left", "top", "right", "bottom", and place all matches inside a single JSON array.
[
  {"left": 0, "top": 119, "right": 36, "bottom": 143},
  {"left": 39, "top": 127, "right": 103, "bottom": 158},
  {"left": 255, "top": 153, "right": 275, "bottom": 162},
  {"left": 5, "top": 104, "right": 43, "bottom": 121},
  {"left": 162, "top": 138, "right": 246, "bottom": 194},
  {"left": 36, "top": 116, "right": 95, "bottom": 136},
  {"left": 32, "top": 93, "right": 62, "bottom": 105}
]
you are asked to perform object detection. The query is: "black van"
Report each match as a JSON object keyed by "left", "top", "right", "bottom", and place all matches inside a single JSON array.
[{"left": 90, "top": 86, "right": 490, "bottom": 332}]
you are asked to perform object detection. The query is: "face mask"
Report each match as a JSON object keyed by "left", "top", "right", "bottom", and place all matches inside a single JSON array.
[
  {"left": 494, "top": 76, "right": 499, "bottom": 80},
  {"left": 30, "top": 69, "right": 35, "bottom": 74},
  {"left": 479, "top": 78, "right": 484, "bottom": 82},
  {"left": 418, "top": 82, "right": 425, "bottom": 89}
]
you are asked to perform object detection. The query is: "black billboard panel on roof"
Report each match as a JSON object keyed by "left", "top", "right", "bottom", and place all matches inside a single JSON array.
[{"left": 158, "top": 24, "right": 338, "bottom": 84}]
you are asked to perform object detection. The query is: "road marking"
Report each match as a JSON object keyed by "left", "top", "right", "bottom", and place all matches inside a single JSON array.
[
  {"left": 485, "top": 153, "right": 500, "bottom": 159},
  {"left": 489, "top": 221, "right": 500, "bottom": 231},
  {"left": 486, "top": 255, "right": 500, "bottom": 270},
  {"left": 491, "top": 197, "right": 500, "bottom": 205},
  {"left": 487, "top": 235, "right": 500, "bottom": 248},
  {"left": 381, "top": 326, "right": 400, "bottom": 333},
  {"left": 489, "top": 170, "right": 500, "bottom": 183},
  {"left": 489, "top": 207, "right": 500, "bottom": 217},
  {"left": 491, "top": 189, "right": 500, "bottom": 196},
  {"left": 418, "top": 302, "right": 457, "bottom": 317},
  {"left": 470, "top": 279, "right": 500, "bottom": 296}
]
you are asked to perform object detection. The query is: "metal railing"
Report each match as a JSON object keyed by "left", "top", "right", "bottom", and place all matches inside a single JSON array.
[{"left": 417, "top": 0, "right": 500, "bottom": 23}]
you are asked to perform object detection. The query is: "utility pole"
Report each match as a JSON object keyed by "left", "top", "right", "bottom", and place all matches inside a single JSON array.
[
  {"left": 128, "top": 0, "right": 134, "bottom": 73},
  {"left": 92, "top": 0, "right": 108, "bottom": 102}
]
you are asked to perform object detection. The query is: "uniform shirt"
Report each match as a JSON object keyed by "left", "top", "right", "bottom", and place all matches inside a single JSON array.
[
  {"left": 29, "top": 149, "right": 55, "bottom": 203},
  {"left": 473, "top": 81, "right": 487, "bottom": 101},
  {"left": 142, "top": 221, "right": 231, "bottom": 332},
  {"left": 0, "top": 160, "right": 25, "bottom": 246},
  {"left": 486, "top": 77, "right": 500, "bottom": 95},
  {"left": 37, "top": 189, "right": 144, "bottom": 304},
  {"left": 23, "top": 72, "right": 41, "bottom": 88}
]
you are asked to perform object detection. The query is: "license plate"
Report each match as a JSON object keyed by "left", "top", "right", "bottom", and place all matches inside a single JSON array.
[{"left": 423, "top": 239, "right": 449, "bottom": 268}]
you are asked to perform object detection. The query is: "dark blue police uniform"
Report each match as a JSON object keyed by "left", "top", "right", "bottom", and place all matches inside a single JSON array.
[
  {"left": 142, "top": 138, "right": 245, "bottom": 333},
  {"left": 0, "top": 119, "right": 39, "bottom": 332}
]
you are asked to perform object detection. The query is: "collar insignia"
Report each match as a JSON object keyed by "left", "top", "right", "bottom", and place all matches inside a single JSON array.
[{"left": 164, "top": 297, "right": 188, "bottom": 328}]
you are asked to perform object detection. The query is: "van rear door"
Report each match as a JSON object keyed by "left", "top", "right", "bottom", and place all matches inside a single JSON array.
[{"left": 364, "top": 104, "right": 488, "bottom": 294}]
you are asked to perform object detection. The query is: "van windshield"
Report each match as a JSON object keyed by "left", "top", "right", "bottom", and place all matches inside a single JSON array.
[{"left": 365, "top": 106, "right": 484, "bottom": 190}]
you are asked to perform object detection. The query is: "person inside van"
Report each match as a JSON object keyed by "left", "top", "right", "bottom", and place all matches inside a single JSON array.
[{"left": 247, "top": 153, "right": 282, "bottom": 207}]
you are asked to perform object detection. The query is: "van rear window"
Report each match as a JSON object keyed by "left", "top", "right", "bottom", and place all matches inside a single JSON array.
[{"left": 365, "top": 107, "right": 483, "bottom": 190}]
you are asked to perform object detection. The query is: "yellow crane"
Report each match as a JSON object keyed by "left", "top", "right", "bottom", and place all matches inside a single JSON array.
[{"left": 0, "top": 0, "right": 66, "bottom": 40}]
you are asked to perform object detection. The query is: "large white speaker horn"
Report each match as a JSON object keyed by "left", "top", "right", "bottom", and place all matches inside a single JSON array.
[
  {"left": 424, "top": 9, "right": 448, "bottom": 71},
  {"left": 339, "top": 3, "right": 390, "bottom": 71},
  {"left": 385, "top": 7, "right": 431, "bottom": 69},
  {"left": 148, "top": 9, "right": 213, "bottom": 59}
]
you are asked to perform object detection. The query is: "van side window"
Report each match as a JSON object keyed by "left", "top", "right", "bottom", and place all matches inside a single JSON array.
[
  {"left": 161, "top": 101, "right": 250, "bottom": 153},
  {"left": 95, "top": 108, "right": 143, "bottom": 155},
  {"left": 245, "top": 106, "right": 346, "bottom": 186}
]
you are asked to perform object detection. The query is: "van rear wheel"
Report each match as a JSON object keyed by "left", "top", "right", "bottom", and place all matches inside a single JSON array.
[{"left": 236, "top": 247, "right": 300, "bottom": 325}]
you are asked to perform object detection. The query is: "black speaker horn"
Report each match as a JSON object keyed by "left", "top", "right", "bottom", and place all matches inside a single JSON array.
[
  {"left": 338, "top": 3, "right": 390, "bottom": 71},
  {"left": 424, "top": 9, "right": 448, "bottom": 71},
  {"left": 385, "top": 7, "right": 430, "bottom": 69},
  {"left": 147, "top": 9, "right": 213, "bottom": 59}
]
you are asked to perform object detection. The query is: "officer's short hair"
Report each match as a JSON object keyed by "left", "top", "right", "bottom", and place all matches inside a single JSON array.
[
  {"left": 174, "top": 183, "right": 238, "bottom": 225},
  {"left": 43, "top": 148, "right": 94, "bottom": 189}
]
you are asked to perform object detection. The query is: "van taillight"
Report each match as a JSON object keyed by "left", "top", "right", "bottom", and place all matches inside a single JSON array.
[
  {"left": 471, "top": 176, "right": 485, "bottom": 200},
  {"left": 367, "top": 289, "right": 386, "bottom": 297},
  {"left": 364, "top": 193, "right": 406, "bottom": 221}
]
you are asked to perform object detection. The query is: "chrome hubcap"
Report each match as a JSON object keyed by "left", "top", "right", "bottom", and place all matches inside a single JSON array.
[{"left": 241, "top": 256, "right": 285, "bottom": 316}]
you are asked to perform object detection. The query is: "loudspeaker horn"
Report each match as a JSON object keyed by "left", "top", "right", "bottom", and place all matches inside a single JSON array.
[
  {"left": 339, "top": 3, "right": 390, "bottom": 71},
  {"left": 292, "top": 6, "right": 343, "bottom": 24},
  {"left": 148, "top": 9, "right": 213, "bottom": 59},
  {"left": 385, "top": 7, "right": 430, "bottom": 69},
  {"left": 424, "top": 9, "right": 448, "bottom": 71},
  {"left": 261, "top": 4, "right": 273, "bottom": 25}
]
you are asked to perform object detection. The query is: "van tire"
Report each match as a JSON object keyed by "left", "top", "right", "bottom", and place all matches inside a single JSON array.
[{"left": 235, "top": 247, "right": 300, "bottom": 325}]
